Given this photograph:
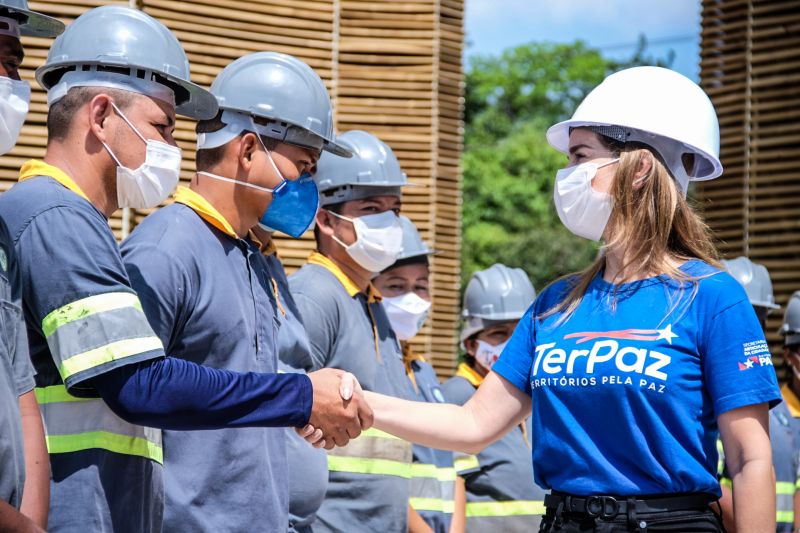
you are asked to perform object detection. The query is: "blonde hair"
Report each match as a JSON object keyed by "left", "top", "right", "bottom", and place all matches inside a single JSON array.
[{"left": 541, "top": 131, "right": 720, "bottom": 324}]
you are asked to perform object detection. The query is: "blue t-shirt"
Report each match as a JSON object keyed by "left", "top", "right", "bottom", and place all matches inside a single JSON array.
[{"left": 492, "top": 260, "right": 781, "bottom": 497}]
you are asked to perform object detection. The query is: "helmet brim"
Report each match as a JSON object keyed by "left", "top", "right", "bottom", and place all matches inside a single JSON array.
[
  {"left": 12, "top": 8, "right": 64, "bottom": 38},
  {"left": 547, "top": 119, "right": 723, "bottom": 182},
  {"left": 172, "top": 77, "right": 219, "bottom": 120},
  {"left": 323, "top": 139, "right": 353, "bottom": 158}
]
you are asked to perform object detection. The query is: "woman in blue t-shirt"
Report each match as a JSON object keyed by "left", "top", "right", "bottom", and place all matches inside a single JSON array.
[{"left": 303, "top": 66, "right": 781, "bottom": 532}]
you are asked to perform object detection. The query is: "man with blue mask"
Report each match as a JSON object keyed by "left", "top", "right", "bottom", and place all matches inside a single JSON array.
[
  {"left": 289, "top": 130, "right": 416, "bottom": 532},
  {"left": 120, "top": 51, "right": 368, "bottom": 532},
  {"left": 0, "top": 11, "right": 369, "bottom": 533},
  {"left": 0, "top": 3, "right": 62, "bottom": 531}
]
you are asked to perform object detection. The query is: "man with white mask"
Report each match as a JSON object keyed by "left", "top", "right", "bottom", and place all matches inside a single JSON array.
[
  {"left": 0, "top": 7, "right": 369, "bottom": 533},
  {"left": 288, "top": 130, "right": 415, "bottom": 532},
  {"left": 441, "top": 264, "right": 545, "bottom": 532},
  {"left": 0, "top": 4, "right": 63, "bottom": 531}
]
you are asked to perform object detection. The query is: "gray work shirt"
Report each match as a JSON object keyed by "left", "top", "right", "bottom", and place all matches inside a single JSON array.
[
  {"left": 265, "top": 252, "right": 329, "bottom": 533},
  {"left": 290, "top": 255, "right": 413, "bottom": 533},
  {"left": 0, "top": 218, "right": 33, "bottom": 510},
  {"left": 443, "top": 373, "right": 546, "bottom": 533},
  {"left": 121, "top": 197, "right": 287, "bottom": 532}
]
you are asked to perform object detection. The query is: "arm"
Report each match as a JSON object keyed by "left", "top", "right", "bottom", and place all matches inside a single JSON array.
[
  {"left": 718, "top": 483, "right": 736, "bottom": 533},
  {"left": 449, "top": 476, "right": 466, "bottom": 533},
  {"left": 94, "top": 358, "right": 372, "bottom": 448},
  {"left": 407, "top": 505, "right": 434, "bottom": 533},
  {"left": 718, "top": 402, "right": 774, "bottom": 533},
  {"left": 365, "top": 371, "right": 531, "bottom": 454},
  {"left": 0, "top": 500, "right": 43, "bottom": 533},
  {"left": 18, "top": 392, "right": 48, "bottom": 528}
]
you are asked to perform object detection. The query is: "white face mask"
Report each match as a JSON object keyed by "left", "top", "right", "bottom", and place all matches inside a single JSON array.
[
  {"left": 328, "top": 210, "right": 403, "bottom": 273},
  {"left": 103, "top": 101, "right": 182, "bottom": 209},
  {"left": 474, "top": 339, "right": 508, "bottom": 370},
  {"left": 553, "top": 159, "right": 619, "bottom": 242},
  {"left": 0, "top": 77, "right": 30, "bottom": 155},
  {"left": 382, "top": 292, "right": 432, "bottom": 341}
]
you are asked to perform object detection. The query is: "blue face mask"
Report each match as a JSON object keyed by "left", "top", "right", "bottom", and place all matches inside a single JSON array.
[{"left": 258, "top": 172, "right": 319, "bottom": 238}]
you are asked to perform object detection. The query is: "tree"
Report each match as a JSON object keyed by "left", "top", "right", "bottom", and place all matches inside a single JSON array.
[{"left": 461, "top": 38, "right": 673, "bottom": 291}]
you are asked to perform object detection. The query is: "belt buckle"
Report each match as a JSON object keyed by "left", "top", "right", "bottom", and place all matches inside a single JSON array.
[{"left": 586, "top": 495, "right": 619, "bottom": 519}]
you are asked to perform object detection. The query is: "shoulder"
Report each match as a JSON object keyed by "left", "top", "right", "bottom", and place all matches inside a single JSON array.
[
  {"left": 533, "top": 276, "right": 578, "bottom": 314},
  {"left": 683, "top": 260, "right": 749, "bottom": 315},
  {"left": 0, "top": 178, "right": 107, "bottom": 243},
  {"left": 124, "top": 204, "right": 201, "bottom": 251},
  {"left": 441, "top": 376, "right": 475, "bottom": 405},
  {"left": 290, "top": 264, "right": 344, "bottom": 302}
]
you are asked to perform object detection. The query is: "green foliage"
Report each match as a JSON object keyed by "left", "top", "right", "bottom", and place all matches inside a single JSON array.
[{"left": 461, "top": 37, "right": 673, "bottom": 292}]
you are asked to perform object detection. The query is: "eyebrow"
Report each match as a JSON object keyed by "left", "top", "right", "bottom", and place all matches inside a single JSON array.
[{"left": 568, "top": 143, "right": 594, "bottom": 155}]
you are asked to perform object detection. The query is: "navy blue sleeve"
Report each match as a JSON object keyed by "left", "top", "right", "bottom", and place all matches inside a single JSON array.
[{"left": 94, "top": 356, "right": 313, "bottom": 429}]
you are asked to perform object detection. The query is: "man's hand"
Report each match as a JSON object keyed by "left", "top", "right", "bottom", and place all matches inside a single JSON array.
[{"left": 306, "top": 369, "right": 373, "bottom": 449}]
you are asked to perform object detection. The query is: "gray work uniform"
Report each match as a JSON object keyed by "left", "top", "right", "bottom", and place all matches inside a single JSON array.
[
  {"left": 264, "top": 251, "right": 329, "bottom": 533},
  {"left": 443, "top": 372, "right": 546, "bottom": 533},
  {"left": 290, "top": 255, "right": 413, "bottom": 533},
  {"left": 407, "top": 357, "right": 456, "bottom": 533},
  {"left": 121, "top": 192, "right": 287, "bottom": 532},
  {"left": 0, "top": 217, "right": 34, "bottom": 510}
]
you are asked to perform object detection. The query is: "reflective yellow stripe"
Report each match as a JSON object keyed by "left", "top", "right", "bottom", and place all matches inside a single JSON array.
[
  {"left": 777, "top": 510, "right": 794, "bottom": 523},
  {"left": 327, "top": 455, "right": 412, "bottom": 478},
  {"left": 454, "top": 455, "right": 479, "bottom": 473},
  {"left": 34, "top": 384, "right": 92, "bottom": 404},
  {"left": 720, "top": 477, "right": 732, "bottom": 488},
  {"left": 796, "top": 478, "right": 800, "bottom": 490},
  {"left": 59, "top": 336, "right": 163, "bottom": 379},
  {"left": 45, "top": 431, "right": 163, "bottom": 463},
  {"left": 465, "top": 500, "right": 545, "bottom": 517},
  {"left": 777, "top": 481, "right": 795, "bottom": 494},
  {"left": 361, "top": 427, "right": 402, "bottom": 440},
  {"left": 410, "top": 497, "right": 455, "bottom": 514},
  {"left": 411, "top": 463, "right": 457, "bottom": 482},
  {"left": 42, "top": 292, "right": 142, "bottom": 338}
]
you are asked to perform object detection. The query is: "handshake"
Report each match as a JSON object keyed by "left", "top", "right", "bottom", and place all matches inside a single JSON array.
[{"left": 299, "top": 368, "right": 373, "bottom": 449}]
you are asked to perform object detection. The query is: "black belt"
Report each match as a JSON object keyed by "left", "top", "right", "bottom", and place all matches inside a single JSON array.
[{"left": 544, "top": 492, "right": 715, "bottom": 520}]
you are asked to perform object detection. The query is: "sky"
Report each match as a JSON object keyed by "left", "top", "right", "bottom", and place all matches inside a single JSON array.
[{"left": 464, "top": 0, "right": 702, "bottom": 80}]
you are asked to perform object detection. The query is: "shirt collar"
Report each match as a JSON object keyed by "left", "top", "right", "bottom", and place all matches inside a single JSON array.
[
  {"left": 19, "top": 159, "right": 90, "bottom": 202},
  {"left": 174, "top": 185, "right": 262, "bottom": 247},
  {"left": 781, "top": 383, "right": 800, "bottom": 418},
  {"left": 456, "top": 362, "right": 483, "bottom": 388},
  {"left": 307, "top": 251, "right": 382, "bottom": 302}
]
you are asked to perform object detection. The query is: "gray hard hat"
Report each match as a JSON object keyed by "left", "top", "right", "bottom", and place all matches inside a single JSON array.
[
  {"left": 395, "top": 215, "right": 435, "bottom": 262},
  {"left": 780, "top": 291, "right": 800, "bottom": 346},
  {"left": 460, "top": 264, "right": 536, "bottom": 343},
  {"left": 200, "top": 52, "right": 350, "bottom": 157},
  {"left": 721, "top": 257, "right": 780, "bottom": 310},
  {"left": 0, "top": 0, "right": 63, "bottom": 37},
  {"left": 36, "top": 5, "right": 217, "bottom": 120},
  {"left": 315, "top": 130, "right": 408, "bottom": 206}
]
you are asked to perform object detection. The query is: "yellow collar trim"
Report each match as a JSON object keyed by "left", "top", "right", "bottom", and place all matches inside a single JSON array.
[
  {"left": 307, "top": 251, "right": 382, "bottom": 302},
  {"left": 261, "top": 239, "right": 278, "bottom": 257},
  {"left": 174, "top": 186, "right": 238, "bottom": 239},
  {"left": 782, "top": 383, "right": 800, "bottom": 418},
  {"left": 456, "top": 362, "right": 483, "bottom": 388},
  {"left": 19, "top": 159, "right": 90, "bottom": 202}
]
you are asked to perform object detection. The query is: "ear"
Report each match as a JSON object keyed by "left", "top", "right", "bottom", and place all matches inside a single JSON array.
[
  {"left": 88, "top": 94, "right": 114, "bottom": 144},
  {"left": 464, "top": 337, "right": 478, "bottom": 357},
  {"left": 315, "top": 209, "right": 336, "bottom": 237},
  {"left": 632, "top": 151, "right": 654, "bottom": 189},
  {"left": 238, "top": 132, "right": 259, "bottom": 173}
]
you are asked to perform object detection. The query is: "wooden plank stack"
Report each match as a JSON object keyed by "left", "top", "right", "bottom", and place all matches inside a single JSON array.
[
  {"left": 697, "top": 0, "right": 800, "bottom": 371},
  {"left": 8, "top": 0, "right": 465, "bottom": 376}
]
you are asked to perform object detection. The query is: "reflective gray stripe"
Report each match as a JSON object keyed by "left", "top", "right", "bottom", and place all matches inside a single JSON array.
[
  {"left": 777, "top": 493, "right": 794, "bottom": 524},
  {"left": 40, "top": 396, "right": 161, "bottom": 453},
  {"left": 465, "top": 513, "right": 541, "bottom": 532},
  {"left": 48, "top": 305, "right": 158, "bottom": 371},
  {"left": 328, "top": 432, "right": 412, "bottom": 463}
]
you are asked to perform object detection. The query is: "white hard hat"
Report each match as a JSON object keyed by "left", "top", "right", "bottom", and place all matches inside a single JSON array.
[{"left": 547, "top": 66, "right": 722, "bottom": 193}]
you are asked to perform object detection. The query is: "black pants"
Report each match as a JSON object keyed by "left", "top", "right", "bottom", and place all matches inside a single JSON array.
[{"left": 538, "top": 507, "right": 726, "bottom": 533}]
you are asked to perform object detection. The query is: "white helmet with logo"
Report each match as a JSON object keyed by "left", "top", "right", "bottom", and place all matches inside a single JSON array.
[{"left": 547, "top": 66, "right": 722, "bottom": 193}]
